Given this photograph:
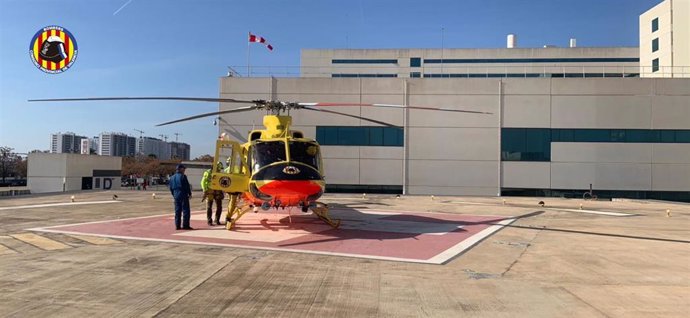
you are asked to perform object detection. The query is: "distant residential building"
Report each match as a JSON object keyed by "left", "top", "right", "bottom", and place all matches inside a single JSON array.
[
  {"left": 89, "top": 137, "right": 99, "bottom": 154},
  {"left": 136, "top": 136, "right": 171, "bottom": 160},
  {"left": 50, "top": 132, "right": 87, "bottom": 154},
  {"left": 169, "top": 142, "right": 191, "bottom": 160},
  {"left": 640, "top": 0, "right": 690, "bottom": 77},
  {"left": 98, "top": 132, "right": 136, "bottom": 157}
]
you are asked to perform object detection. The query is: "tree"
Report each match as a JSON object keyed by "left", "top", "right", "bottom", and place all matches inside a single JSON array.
[
  {"left": 0, "top": 147, "right": 21, "bottom": 183},
  {"left": 192, "top": 154, "right": 214, "bottom": 162},
  {"left": 16, "top": 158, "right": 27, "bottom": 178},
  {"left": 121, "top": 155, "right": 175, "bottom": 178}
]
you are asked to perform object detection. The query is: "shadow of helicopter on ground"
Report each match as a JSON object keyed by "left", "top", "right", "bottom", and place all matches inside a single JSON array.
[
  {"left": 249, "top": 206, "right": 528, "bottom": 247},
  {"left": 225, "top": 207, "right": 690, "bottom": 247}
]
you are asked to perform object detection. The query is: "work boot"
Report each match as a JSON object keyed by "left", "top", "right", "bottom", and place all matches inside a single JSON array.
[
  {"left": 215, "top": 220, "right": 222, "bottom": 226},
  {"left": 208, "top": 220, "right": 213, "bottom": 226}
]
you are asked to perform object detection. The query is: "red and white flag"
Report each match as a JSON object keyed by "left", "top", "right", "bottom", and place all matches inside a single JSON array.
[{"left": 248, "top": 33, "right": 273, "bottom": 51}]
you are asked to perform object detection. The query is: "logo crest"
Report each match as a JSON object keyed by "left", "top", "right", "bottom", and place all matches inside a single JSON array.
[
  {"left": 283, "top": 166, "right": 300, "bottom": 175},
  {"left": 29, "top": 25, "right": 78, "bottom": 74},
  {"left": 219, "top": 177, "right": 231, "bottom": 188}
]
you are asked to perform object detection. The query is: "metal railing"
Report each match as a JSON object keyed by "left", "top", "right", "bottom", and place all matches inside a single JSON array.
[{"left": 228, "top": 65, "right": 690, "bottom": 78}]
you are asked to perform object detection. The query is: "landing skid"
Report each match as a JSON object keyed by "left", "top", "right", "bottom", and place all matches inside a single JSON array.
[
  {"left": 311, "top": 202, "right": 341, "bottom": 229},
  {"left": 224, "top": 196, "right": 341, "bottom": 230}
]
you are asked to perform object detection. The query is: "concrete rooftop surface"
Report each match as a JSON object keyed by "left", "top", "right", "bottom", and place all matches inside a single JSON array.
[{"left": 0, "top": 190, "right": 688, "bottom": 317}]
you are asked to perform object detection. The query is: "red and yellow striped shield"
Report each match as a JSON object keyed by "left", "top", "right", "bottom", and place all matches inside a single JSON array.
[{"left": 29, "top": 25, "right": 78, "bottom": 74}]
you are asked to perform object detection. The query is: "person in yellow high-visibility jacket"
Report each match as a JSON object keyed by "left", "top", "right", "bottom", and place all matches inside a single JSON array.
[{"left": 201, "top": 169, "right": 224, "bottom": 226}]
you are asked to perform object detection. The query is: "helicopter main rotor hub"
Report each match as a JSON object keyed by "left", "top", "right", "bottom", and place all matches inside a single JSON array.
[{"left": 254, "top": 100, "right": 303, "bottom": 114}]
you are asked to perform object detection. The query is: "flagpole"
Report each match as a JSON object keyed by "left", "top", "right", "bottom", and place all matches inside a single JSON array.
[{"left": 247, "top": 32, "right": 251, "bottom": 77}]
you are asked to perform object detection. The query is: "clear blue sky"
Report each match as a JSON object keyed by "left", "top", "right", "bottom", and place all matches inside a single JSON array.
[{"left": 0, "top": 0, "right": 660, "bottom": 157}]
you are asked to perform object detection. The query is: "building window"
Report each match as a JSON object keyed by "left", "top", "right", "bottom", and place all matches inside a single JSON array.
[
  {"left": 332, "top": 74, "right": 397, "bottom": 78},
  {"left": 410, "top": 72, "right": 421, "bottom": 78},
  {"left": 501, "top": 128, "right": 551, "bottom": 161},
  {"left": 652, "top": 38, "right": 659, "bottom": 52},
  {"left": 502, "top": 128, "right": 690, "bottom": 161},
  {"left": 316, "top": 126, "right": 403, "bottom": 146},
  {"left": 423, "top": 57, "right": 639, "bottom": 64},
  {"left": 410, "top": 57, "right": 421, "bottom": 67},
  {"left": 652, "top": 58, "right": 659, "bottom": 72},
  {"left": 331, "top": 59, "right": 398, "bottom": 64},
  {"left": 652, "top": 18, "right": 658, "bottom": 32}
]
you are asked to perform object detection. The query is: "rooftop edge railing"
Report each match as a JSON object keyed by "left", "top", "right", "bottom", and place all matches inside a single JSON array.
[{"left": 227, "top": 65, "right": 690, "bottom": 78}]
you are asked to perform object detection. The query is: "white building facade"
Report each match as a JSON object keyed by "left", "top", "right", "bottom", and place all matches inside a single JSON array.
[
  {"left": 300, "top": 46, "right": 640, "bottom": 79},
  {"left": 218, "top": 75, "right": 689, "bottom": 202},
  {"left": 28, "top": 153, "right": 122, "bottom": 193},
  {"left": 50, "top": 132, "right": 87, "bottom": 154},
  {"left": 98, "top": 132, "right": 136, "bottom": 157},
  {"left": 136, "top": 136, "right": 171, "bottom": 160},
  {"left": 640, "top": 0, "right": 690, "bottom": 77}
]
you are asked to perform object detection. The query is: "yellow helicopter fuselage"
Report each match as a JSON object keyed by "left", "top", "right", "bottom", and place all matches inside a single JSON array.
[{"left": 210, "top": 115, "right": 325, "bottom": 210}]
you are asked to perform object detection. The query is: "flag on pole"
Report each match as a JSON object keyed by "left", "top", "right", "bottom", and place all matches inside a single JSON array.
[{"left": 248, "top": 33, "right": 273, "bottom": 51}]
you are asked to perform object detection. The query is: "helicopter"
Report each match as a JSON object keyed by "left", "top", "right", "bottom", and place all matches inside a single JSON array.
[{"left": 29, "top": 96, "right": 491, "bottom": 230}]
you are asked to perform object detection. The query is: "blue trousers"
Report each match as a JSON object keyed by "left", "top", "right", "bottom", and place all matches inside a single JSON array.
[{"left": 173, "top": 195, "right": 191, "bottom": 228}]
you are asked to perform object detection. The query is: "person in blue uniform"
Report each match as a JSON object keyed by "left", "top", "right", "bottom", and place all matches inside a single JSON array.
[{"left": 169, "top": 164, "right": 193, "bottom": 230}]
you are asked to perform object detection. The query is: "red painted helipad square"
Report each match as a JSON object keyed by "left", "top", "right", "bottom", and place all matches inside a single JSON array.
[{"left": 32, "top": 209, "right": 515, "bottom": 264}]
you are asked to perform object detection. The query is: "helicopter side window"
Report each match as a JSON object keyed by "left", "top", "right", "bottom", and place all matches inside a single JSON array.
[
  {"left": 288, "top": 141, "right": 320, "bottom": 170},
  {"left": 252, "top": 141, "right": 286, "bottom": 169}
]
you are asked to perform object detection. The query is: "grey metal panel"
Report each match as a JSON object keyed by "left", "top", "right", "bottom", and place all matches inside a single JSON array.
[
  {"left": 323, "top": 158, "right": 359, "bottom": 184},
  {"left": 359, "top": 147, "right": 403, "bottom": 160},
  {"left": 408, "top": 128, "right": 498, "bottom": 160},
  {"left": 651, "top": 96, "right": 690, "bottom": 129},
  {"left": 502, "top": 95, "right": 551, "bottom": 128},
  {"left": 551, "top": 96, "right": 652, "bottom": 128},
  {"left": 550, "top": 78, "right": 653, "bottom": 95},
  {"left": 408, "top": 160, "right": 498, "bottom": 188},
  {"left": 320, "top": 146, "right": 359, "bottom": 159},
  {"left": 651, "top": 144, "right": 690, "bottom": 164},
  {"left": 551, "top": 143, "right": 653, "bottom": 163},
  {"left": 652, "top": 164, "right": 690, "bottom": 191},
  {"left": 360, "top": 159, "right": 403, "bottom": 185},
  {"left": 407, "top": 78, "right": 498, "bottom": 95},
  {"left": 550, "top": 163, "right": 652, "bottom": 190},
  {"left": 501, "top": 162, "right": 551, "bottom": 188},
  {"left": 502, "top": 78, "right": 551, "bottom": 95},
  {"left": 654, "top": 79, "right": 690, "bottom": 95},
  {"left": 407, "top": 95, "right": 498, "bottom": 127},
  {"left": 407, "top": 186, "right": 497, "bottom": 196}
]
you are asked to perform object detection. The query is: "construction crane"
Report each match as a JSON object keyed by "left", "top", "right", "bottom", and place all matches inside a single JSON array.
[
  {"left": 134, "top": 129, "right": 145, "bottom": 138},
  {"left": 158, "top": 134, "right": 168, "bottom": 142},
  {"left": 173, "top": 132, "right": 182, "bottom": 142}
]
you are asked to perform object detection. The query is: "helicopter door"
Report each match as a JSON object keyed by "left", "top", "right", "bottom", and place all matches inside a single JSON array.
[{"left": 210, "top": 140, "right": 249, "bottom": 193}]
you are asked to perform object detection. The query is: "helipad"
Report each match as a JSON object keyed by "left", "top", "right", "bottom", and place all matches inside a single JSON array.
[{"left": 31, "top": 208, "right": 515, "bottom": 264}]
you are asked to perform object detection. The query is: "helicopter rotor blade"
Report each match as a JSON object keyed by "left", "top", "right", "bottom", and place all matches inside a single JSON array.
[
  {"left": 28, "top": 96, "right": 259, "bottom": 104},
  {"left": 301, "top": 106, "right": 399, "bottom": 127},
  {"left": 298, "top": 102, "right": 492, "bottom": 114},
  {"left": 156, "top": 106, "right": 258, "bottom": 126}
]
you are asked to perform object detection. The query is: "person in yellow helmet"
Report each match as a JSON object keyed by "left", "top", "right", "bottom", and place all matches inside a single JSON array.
[{"left": 201, "top": 168, "right": 224, "bottom": 226}]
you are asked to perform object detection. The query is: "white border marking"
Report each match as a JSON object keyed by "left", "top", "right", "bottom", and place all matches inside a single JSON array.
[
  {"left": 551, "top": 208, "right": 635, "bottom": 217},
  {"left": 0, "top": 200, "right": 122, "bottom": 211},
  {"left": 28, "top": 210, "right": 516, "bottom": 265}
]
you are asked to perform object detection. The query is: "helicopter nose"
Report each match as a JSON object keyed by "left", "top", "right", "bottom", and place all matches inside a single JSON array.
[{"left": 252, "top": 162, "right": 322, "bottom": 181}]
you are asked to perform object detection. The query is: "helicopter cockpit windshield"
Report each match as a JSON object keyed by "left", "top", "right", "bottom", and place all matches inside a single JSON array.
[
  {"left": 288, "top": 141, "right": 320, "bottom": 170},
  {"left": 252, "top": 140, "right": 286, "bottom": 171}
]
